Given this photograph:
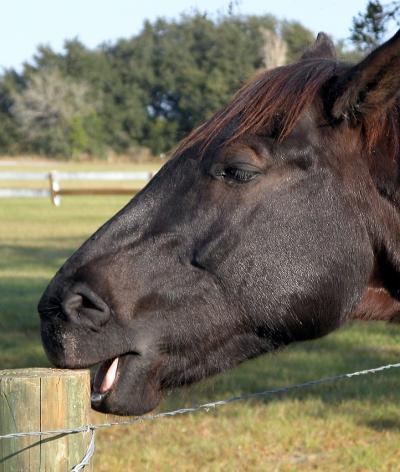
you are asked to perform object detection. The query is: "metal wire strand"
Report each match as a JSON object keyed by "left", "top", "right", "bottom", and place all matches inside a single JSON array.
[
  {"left": 70, "top": 427, "right": 95, "bottom": 472},
  {"left": 1, "top": 361, "right": 400, "bottom": 471}
]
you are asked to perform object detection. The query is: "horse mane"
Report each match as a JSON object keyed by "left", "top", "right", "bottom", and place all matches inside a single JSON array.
[{"left": 175, "top": 58, "right": 400, "bottom": 159}]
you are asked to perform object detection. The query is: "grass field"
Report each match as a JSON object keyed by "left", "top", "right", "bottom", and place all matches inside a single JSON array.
[{"left": 1, "top": 161, "right": 400, "bottom": 471}]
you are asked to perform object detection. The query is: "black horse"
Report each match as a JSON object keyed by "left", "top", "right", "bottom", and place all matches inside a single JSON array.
[{"left": 38, "top": 31, "right": 400, "bottom": 415}]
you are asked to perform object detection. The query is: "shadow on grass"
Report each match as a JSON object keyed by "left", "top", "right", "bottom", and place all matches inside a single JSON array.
[
  {"left": 0, "top": 277, "right": 50, "bottom": 329},
  {"left": 2, "top": 245, "right": 400, "bottom": 422},
  {"left": 162, "top": 322, "right": 400, "bottom": 415},
  {"left": 366, "top": 418, "right": 400, "bottom": 431},
  {"left": 0, "top": 242, "right": 78, "bottom": 333},
  {"left": 2, "top": 268, "right": 400, "bottom": 412},
  {"left": 0, "top": 243, "right": 79, "bottom": 272},
  {"left": 0, "top": 243, "right": 76, "bottom": 369},
  {"left": 0, "top": 276, "right": 51, "bottom": 368}
]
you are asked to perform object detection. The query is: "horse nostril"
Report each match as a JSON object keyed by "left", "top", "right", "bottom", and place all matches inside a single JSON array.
[
  {"left": 63, "top": 293, "right": 82, "bottom": 313},
  {"left": 61, "top": 283, "right": 111, "bottom": 329}
]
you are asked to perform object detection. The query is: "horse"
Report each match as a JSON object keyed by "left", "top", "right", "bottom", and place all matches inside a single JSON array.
[{"left": 38, "top": 30, "right": 400, "bottom": 416}]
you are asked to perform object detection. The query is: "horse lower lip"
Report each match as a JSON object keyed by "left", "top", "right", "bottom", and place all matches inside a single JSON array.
[{"left": 91, "top": 391, "right": 107, "bottom": 407}]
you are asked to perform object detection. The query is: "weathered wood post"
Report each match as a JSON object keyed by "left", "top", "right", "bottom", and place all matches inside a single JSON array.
[
  {"left": 49, "top": 171, "right": 61, "bottom": 207},
  {"left": 0, "top": 368, "right": 92, "bottom": 471}
]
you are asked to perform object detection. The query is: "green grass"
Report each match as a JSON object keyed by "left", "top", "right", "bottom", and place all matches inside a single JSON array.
[{"left": 1, "top": 162, "right": 400, "bottom": 471}]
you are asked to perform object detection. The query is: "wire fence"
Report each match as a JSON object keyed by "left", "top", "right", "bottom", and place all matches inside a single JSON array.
[{"left": 1, "top": 361, "right": 400, "bottom": 470}]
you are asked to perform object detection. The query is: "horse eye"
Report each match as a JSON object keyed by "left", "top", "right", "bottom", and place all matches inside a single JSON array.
[{"left": 223, "top": 166, "right": 260, "bottom": 183}]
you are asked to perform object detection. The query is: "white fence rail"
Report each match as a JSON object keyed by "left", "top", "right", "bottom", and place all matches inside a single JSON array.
[{"left": 0, "top": 171, "right": 155, "bottom": 206}]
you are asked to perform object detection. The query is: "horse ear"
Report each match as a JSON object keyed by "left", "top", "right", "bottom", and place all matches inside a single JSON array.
[
  {"left": 329, "top": 29, "right": 400, "bottom": 121},
  {"left": 300, "top": 32, "right": 336, "bottom": 60}
]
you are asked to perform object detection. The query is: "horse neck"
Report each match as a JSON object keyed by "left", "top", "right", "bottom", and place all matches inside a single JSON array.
[
  {"left": 393, "top": 139, "right": 400, "bottom": 209},
  {"left": 369, "top": 120, "right": 400, "bottom": 210},
  {"left": 393, "top": 113, "right": 400, "bottom": 208}
]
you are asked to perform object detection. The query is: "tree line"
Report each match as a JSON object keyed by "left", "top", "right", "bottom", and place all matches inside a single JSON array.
[{"left": 0, "top": 7, "right": 396, "bottom": 159}]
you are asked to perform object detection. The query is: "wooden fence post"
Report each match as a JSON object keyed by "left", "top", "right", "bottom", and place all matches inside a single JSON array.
[
  {"left": 0, "top": 368, "right": 92, "bottom": 471},
  {"left": 49, "top": 171, "right": 61, "bottom": 207}
]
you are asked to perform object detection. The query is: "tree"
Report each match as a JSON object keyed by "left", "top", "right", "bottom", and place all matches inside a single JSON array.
[
  {"left": 0, "top": 11, "right": 319, "bottom": 157},
  {"left": 109, "top": 13, "right": 280, "bottom": 153},
  {"left": 261, "top": 30, "right": 287, "bottom": 68},
  {"left": 281, "top": 21, "right": 315, "bottom": 62},
  {"left": 351, "top": 1, "right": 400, "bottom": 50},
  {"left": 0, "top": 71, "right": 23, "bottom": 154},
  {"left": 11, "top": 69, "right": 96, "bottom": 156}
]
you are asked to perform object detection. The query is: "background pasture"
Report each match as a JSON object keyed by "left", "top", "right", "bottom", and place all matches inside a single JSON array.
[{"left": 1, "top": 160, "right": 400, "bottom": 471}]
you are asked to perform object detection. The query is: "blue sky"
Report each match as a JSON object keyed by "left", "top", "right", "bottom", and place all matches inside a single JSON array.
[{"left": 0, "top": 0, "right": 388, "bottom": 70}]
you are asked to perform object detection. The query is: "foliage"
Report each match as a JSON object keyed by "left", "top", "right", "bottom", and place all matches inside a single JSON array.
[
  {"left": 0, "top": 71, "right": 23, "bottom": 154},
  {"left": 281, "top": 21, "right": 315, "bottom": 62},
  {"left": 11, "top": 69, "right": 96, "bottom": 156},
  {"left": 0, "top": 12, "right": 368, "bottom": 158},
  {"left": 351, "top": 1, "right": 400, "bottom": 50},
  {"left": 335, "top": 40, "right": 364, "bottom": 63}
]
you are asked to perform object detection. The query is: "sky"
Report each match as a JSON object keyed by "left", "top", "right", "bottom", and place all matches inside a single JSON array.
[{"left": 0, "top": 0, "right": 392, "bottom": 70}]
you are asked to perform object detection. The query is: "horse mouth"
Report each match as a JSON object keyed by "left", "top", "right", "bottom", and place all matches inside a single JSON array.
[
  {"left": 89, "top": 352, "right": 163, "bottom": 415},
  {"left": 91, "top": 357, "right": 120, "bottom": 407},
  {"left": 90, "top": 352, "right": 136, "bottom": 410}
]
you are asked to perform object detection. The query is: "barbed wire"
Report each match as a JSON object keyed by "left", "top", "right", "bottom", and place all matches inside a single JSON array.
[{"left": 1, "top": 361, "right": 400, "bottom": 471}]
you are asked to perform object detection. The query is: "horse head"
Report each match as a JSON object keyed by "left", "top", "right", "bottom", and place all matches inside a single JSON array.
[{"left": 38, "top": 31, "right": 400, "bottom": 415}]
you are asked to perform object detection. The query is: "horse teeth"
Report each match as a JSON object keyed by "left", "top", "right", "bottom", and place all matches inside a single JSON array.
[{"left": 100, "top": 357, "right": 119, "bottom": 392}]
